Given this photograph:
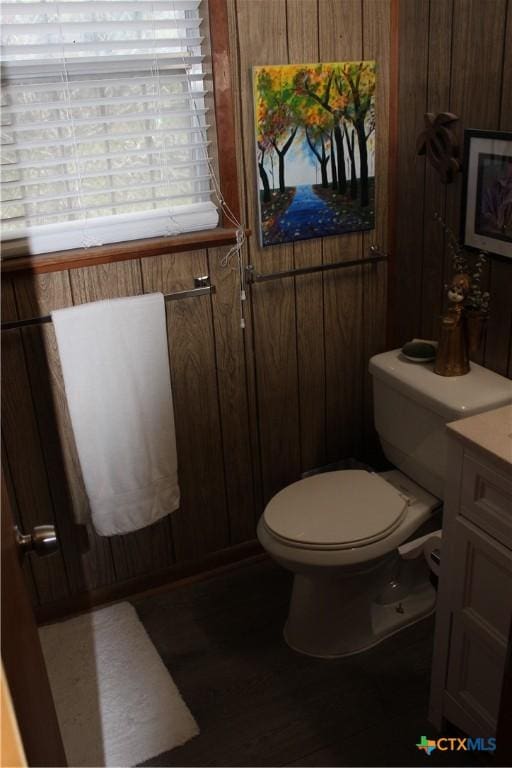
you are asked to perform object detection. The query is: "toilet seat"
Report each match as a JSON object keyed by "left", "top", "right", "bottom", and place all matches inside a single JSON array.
[{"left": 262, "top": 470, "right": 408, "bottom": 550}]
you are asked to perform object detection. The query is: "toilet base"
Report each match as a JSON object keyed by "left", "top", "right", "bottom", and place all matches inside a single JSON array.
[
  {"left": 282, "top": 554, "right": 436, "bottom": 658},
  {"left": 283, "top": 595, "right": 435, "bottom": 658}
]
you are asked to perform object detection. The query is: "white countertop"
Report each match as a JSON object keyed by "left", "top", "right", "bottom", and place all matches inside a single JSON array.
[{"left": 448, "top": 404, "right": 512, "bottom": 474}]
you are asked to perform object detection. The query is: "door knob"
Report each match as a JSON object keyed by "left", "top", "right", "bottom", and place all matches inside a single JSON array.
[{"left": 15, "top": 525, "right": 59, "bottom": 559}]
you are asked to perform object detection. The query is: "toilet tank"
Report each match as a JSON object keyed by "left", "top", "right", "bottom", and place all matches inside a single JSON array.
[{"left": 369, "top": 349, "right": 512, "bottom": 499}]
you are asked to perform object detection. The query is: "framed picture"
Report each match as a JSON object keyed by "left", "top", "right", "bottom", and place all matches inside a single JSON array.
[
  {"left": 461, "top": 129, "right": 512, "bottom": 259},
  {"left": 252, "top": 61, "right": 376, "bottom": 247}
]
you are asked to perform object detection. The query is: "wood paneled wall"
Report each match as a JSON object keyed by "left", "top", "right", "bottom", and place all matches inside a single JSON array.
[
  {"left": 1, "top": 0, "right": 391, "bottom": 611},
  {"left": 230, "top": 0, "right": 391, "bottom": 499},
  {"left": 392, "top": 0, "right": 512, "bottom": 377},
  {"left": 1, "top": 249, "right": 256, "bottom": 605}
]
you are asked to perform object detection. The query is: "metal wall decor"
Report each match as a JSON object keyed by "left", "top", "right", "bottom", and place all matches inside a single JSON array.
[{"left": 416, "top": 112, "right": 461, "bottom": 184}]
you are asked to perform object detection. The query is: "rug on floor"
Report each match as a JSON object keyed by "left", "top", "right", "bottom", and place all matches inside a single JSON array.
[{"left": 39, "top": 601, "right": 199, "bottom": 767}]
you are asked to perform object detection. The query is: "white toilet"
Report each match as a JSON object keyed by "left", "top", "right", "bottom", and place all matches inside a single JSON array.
[{"left": 257, "top": 348, "right": 512, "bottom": 658}]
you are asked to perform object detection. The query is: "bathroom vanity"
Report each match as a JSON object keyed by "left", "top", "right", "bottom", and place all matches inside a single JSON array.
[{"left": 429, "top": 404, "right": 512, "bottom": 736}]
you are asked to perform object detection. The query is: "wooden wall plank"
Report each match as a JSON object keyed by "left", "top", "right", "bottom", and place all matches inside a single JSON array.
[
  {"left": 323, "top": 238, "right": 365, "bottom": 463},
  {"left": 394, "top": 0, "right": 511, "bottom": 380},
  {"left": 443, "top": 0, "right": 507, "bottom": 364},
  {"left": 392, "top": 0, "right": 429, "bottom": 346},
  {"left": 248, "top": 274, "right": 300, "bottom": 500},
  {"left": 485, "top": 0, "right": 512, "bottom": 377},
  {"left": 1, "top": 281, "right": 70, "bottom": 604},
  {"left": 68, "top": 259, "right": 143, "bottom": 305},
  {"left": 293, "top": 251, "right": 327, "bottom": 473},
  {"left": 318, "top": 0, "right": 361, "bottom": 58},
  {"left": 501, "top": 0, "right": 512, "bottom": 129},
  {"left": 321, "top": 0, "right": 365, "bottom": 462},
  {"left": 12, "top": 272, "right": 116, "bottom": 593},
  {"left": 363, "top": 0, "right": 391, "bottom": 254},
  {"left": 287, "top": 0, "right": 327, "bottom": 473},
  {"left": 141, "top": 251, "right": 229, "bottom": 561},
  {"left": 235, "top": 0, "right": 301, "bottom": 501},
  {"left": 419, "top": 0, "right": 454, "bottom": 341},
  {"left": 449, "top": 0, "right": 507, "bottom": 131},
  {"left": 226, "top": 0, "right": 264, "bottom": 518},
  {"left": 69, "top": 261, "right": 175, "bottom": 580},
  {"left": 362, "top": 0, "right": 391, "bottom": 458},
  {"left": 207, "top": 245, "right": 256, "bottom": 542},
  {"left": 484, "top": 264, "right": 512, "bottom": 376}
]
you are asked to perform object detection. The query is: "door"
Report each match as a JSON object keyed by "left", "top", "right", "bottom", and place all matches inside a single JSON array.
[{"left": 1, "top": 470, "right": 66, "bottom": 767}]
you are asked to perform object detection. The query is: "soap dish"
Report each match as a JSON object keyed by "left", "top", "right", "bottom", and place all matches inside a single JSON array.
[{"left": 401, "top": 340, "right": 437, "bottom": 362}]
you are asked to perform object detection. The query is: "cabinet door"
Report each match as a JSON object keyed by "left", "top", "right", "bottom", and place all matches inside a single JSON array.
[
  {"left": 446, "top": 516, "right": 512, "bottom": 734},
  {"left": 461, "top": 454, "right": 512, "bottom": 549}
]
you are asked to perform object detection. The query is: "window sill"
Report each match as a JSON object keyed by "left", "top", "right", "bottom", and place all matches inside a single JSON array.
[{"left": 1, "top": 227, "right": 246, "bottom": 275}]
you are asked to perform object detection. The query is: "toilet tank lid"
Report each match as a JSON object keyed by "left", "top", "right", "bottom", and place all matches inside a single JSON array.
[{"left": 369, "top": 349, "right": 512, "bottom": 421}]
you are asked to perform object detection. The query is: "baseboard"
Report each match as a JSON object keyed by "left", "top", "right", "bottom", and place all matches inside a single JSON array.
[{"left": 36, "top": 539, "right": 266, "bottom": 625}]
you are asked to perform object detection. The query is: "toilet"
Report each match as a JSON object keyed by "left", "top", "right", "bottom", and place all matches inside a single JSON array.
[{"left": 257, "top": 348, "right": 512, "bottom": 658}]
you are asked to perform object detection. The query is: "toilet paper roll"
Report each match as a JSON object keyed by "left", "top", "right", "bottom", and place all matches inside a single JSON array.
[{"left": 423, "top": 531, "right": 443, "bottom": 577}]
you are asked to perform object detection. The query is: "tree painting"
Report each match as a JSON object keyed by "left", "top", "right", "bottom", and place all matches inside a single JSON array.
[{"left": 253, "top": 61, "right": 376, "bottom": 247}]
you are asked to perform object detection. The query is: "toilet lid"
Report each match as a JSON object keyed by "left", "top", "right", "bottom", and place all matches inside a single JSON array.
[{"left": 263, "top": 470, "right": 408, "bottom": 548}]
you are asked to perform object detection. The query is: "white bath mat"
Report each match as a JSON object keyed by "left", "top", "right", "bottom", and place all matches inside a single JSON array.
[{"left": 39, "top": 602, "right": 199, "bottom": 767}]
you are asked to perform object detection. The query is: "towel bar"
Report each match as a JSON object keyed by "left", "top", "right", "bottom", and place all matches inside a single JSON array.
[
  {"left": 245, "top": 246, "right": 387, "bottom": 284},
  {"left": 1, "top": 277, "right": 216, "bottom": 332}
]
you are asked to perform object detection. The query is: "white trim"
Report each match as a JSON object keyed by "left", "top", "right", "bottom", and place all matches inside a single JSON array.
[
  {"left": 1, "top": 38, "right": 204, "bottom": 57},
  {"left": 1, "top": 56, "right": 204, "bottom": 80},
  {"left": 2, "top": 1, "right": 201, "bottom": 13},
  {"left": 2, "top": 203, "right": 219, "bottom": 255},
  {"left": 2, "top": 90, "right": 209, "bottom": 114},
  {"left": 1, "top": 145, "right": 211, "bottom": 171}
]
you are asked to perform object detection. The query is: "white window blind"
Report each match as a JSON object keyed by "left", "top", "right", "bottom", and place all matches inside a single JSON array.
[{"left": 0, "top": 0, "right": 218, "bottom": 255}]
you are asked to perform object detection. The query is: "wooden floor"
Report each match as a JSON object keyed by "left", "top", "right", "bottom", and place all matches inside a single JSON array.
[{"left": 133, "top": 559, "right": 485, "bottom": 768}]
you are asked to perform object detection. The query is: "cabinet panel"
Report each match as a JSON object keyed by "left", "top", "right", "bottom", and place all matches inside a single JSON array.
[
  {"left": 447, "top": 615, "right": 506, "bottom": 731},
  {"left": 461, "top": 453, "right": 512, "bottom": 549},
  {"left": 446, "top": 516, "right": 512, "bottom": 731},
  {"left": 451, "top": 516, "right": 512, "bottom": 642}
]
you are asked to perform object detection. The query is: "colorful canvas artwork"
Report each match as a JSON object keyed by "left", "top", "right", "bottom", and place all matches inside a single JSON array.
[{"left": 253, "top": 61, "right": 376, "bottom": 247}]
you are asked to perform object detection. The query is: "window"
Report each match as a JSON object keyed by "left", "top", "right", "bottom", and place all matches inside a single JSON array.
[{"left": 0, "top": 0, "right": 218, "bottom": 255}]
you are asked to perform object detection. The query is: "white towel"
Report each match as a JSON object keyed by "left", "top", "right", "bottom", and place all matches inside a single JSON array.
[{"left": 52, "top": 293, "right": 180, "bottom": 536}]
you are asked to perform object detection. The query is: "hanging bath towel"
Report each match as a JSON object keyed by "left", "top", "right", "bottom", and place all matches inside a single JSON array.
[{"left": 52, "top": 293, "right": 180, "bottom": 536}]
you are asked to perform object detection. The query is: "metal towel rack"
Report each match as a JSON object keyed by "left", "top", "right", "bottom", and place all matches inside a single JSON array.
[
  {"left": 245, "top": 245, "right": 387, "bottom": 284},
  {"left": 1, "top": 275, "right": 215, "bottom": 332}
]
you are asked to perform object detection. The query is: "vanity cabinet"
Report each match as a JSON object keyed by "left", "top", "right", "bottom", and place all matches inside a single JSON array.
[{"left": 429, "top": 405, "right": 512, "bottom": 737}]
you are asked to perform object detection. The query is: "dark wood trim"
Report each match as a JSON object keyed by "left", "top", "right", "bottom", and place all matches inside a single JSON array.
[
  {"left": 207, "top": 0, "right": 242, "bottom": 224},
  {"left": 1, "top": 227, "right": 246, "bottom": 275},
  {"left": 387, "top": 0, "right": 400, "bottom": 348},
  {"left": 35, "top": 539, "right": 264, "bottom": 625}
]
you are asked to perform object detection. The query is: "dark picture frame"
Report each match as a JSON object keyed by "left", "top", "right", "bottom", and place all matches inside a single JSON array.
[{"left": 460, "top": 129, "right": 512, "bottom": 260}]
